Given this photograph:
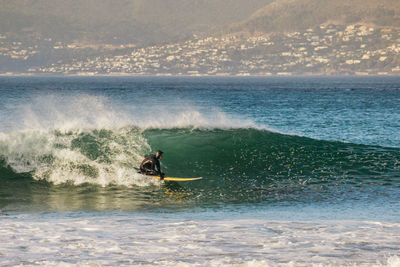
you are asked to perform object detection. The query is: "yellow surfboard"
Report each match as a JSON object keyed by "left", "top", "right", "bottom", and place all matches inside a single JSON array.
[{"left": 150, "top": 175, "right": 202, "bottom": 182}]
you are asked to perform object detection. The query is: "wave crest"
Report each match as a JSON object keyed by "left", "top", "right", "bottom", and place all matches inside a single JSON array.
[{"left": 10, "top": 94, "right": 259, "bottom": 131}]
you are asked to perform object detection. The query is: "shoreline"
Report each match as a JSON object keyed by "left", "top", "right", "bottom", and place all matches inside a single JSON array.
[{"left": 1, "top": 72, "right": 400, "bottom": 78}]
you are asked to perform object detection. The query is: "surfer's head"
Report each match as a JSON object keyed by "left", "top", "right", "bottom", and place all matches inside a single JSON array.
[{"left": 155, "top": 150, "right": 164, "bottom": 159}]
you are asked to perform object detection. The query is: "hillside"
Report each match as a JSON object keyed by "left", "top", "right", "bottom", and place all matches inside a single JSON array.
[
  {"left": 1, "top": 0, "right": 400, "bottom": 75},
  {"left": 0, "top": 0, "right": 271, "bottom": 44},
  {"left": 230, "top": 0, "right": 400, "bottom": 34}
]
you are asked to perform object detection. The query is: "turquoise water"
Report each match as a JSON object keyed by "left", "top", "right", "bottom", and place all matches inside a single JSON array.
[{"left": 0, "top": 76, "right": 399, "bottom": 266}]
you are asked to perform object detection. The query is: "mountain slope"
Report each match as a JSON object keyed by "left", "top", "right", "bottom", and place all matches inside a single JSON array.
[
  {"left": 0, "top": 0, "right": 271, "bottom": 44},
  {"left": 230, "top": 0, "right": 400, "bottom": 33}
]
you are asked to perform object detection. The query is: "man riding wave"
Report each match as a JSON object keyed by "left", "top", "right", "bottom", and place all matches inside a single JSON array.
[{"left": 140, "top": 150, "right": 165, "bottom": 180}]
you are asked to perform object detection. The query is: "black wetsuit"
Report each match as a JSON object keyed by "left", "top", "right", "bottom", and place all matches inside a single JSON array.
[{"left": 140, "top": 154, "right": 162, "bottom": 176}]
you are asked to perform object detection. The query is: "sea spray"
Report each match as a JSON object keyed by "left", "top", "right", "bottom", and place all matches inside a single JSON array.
[
  {"left": 18, "top": 94, "right": 132, "bottom": 131},
  {"left": 10, "top": 93, "right": 259, "bottom": 132}
]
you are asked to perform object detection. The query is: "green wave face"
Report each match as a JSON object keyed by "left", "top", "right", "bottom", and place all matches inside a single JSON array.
[
  {"left": 145, "top": 128, "right": 400, "bottom": 201},
  {"left": 1, "top": 127, "right": 399, "bottom": 211},
  {"left": 145, "top": 128, "right": 399, "bottom": 177}
]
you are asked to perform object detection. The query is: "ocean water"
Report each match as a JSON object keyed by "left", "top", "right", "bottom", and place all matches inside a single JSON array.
[{"left": 0, "top": 76, "right": 399, "bottom": 266}]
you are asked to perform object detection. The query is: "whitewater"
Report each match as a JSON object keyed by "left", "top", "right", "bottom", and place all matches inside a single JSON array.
[{"left": 0, "top": 76, "right": 399, "bottom": 266}]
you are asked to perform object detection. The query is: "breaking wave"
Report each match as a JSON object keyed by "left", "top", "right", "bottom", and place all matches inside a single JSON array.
[{"left": 0, "top": 93, "right": 399, "bottom": 207}]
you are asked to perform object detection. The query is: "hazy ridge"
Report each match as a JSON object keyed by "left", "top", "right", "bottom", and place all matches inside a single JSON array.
[
  {"left": 231, "top": 0, "right": 400, "bottom": 33},
  {"left": 3, "top": 0, "right": 400, "bottom": 44},
  {"left": 0, "top": 0, "right": 270, "bottom": 44}
]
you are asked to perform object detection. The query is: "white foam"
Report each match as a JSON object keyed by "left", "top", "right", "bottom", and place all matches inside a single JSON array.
[
  {"left": 0, "top": 127, "right": 159, "bottom": 186},
  {"left": 0, "top": 215, "right": 399, "bottom": 266},
  {"left": 0, "top": 130, "right": 53, "bottom": 173}
]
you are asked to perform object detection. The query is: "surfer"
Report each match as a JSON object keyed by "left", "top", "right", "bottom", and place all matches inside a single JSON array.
[{"left": 140, "top": 150, "right": 165, "bottom": 180}]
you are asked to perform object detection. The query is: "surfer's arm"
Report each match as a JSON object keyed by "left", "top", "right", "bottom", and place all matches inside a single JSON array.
[
  {"left": 156, "top": 163, "right": 162, "bottom": 174},
  {"left": 155, "top": 160, "right": 164, "bottom": 179}
]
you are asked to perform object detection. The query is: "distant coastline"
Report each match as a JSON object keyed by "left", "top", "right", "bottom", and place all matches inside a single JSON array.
[{"left": 3, "top": 24, "right": 400, "bottom": 76}]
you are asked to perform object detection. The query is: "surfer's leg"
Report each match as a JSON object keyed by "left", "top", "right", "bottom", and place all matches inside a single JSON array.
[{"left": 143, "top": 169, "right": 157, "bottom": 176}]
